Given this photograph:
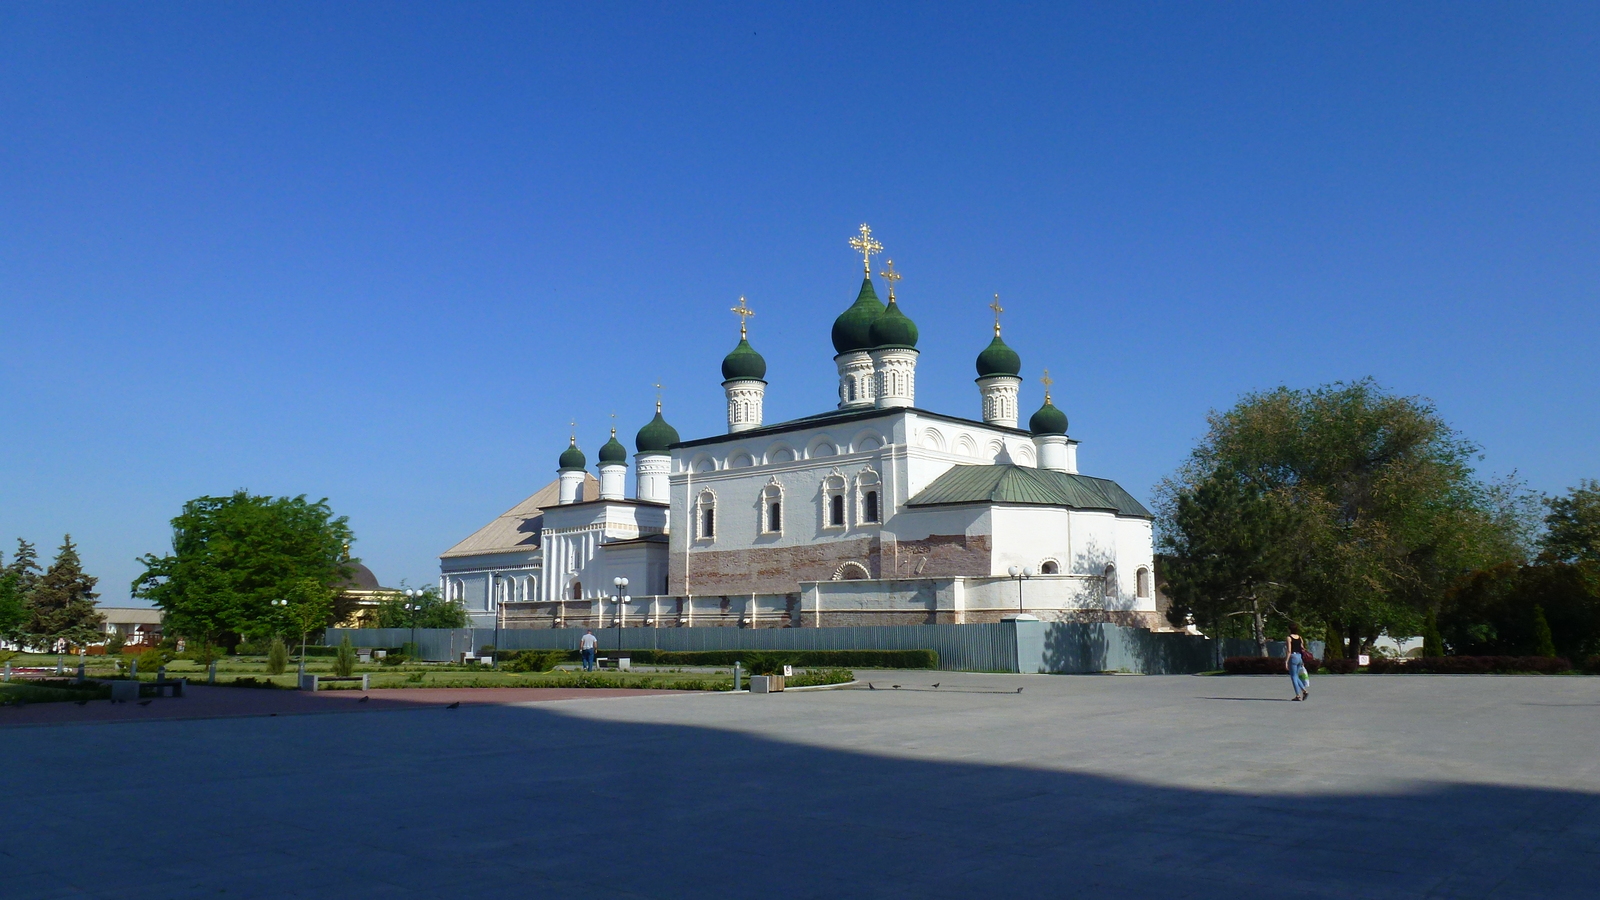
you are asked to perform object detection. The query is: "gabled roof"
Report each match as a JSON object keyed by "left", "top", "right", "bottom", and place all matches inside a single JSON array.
[
  {"left": 441, "top": 475, "right": 599, "bottom": 558},
  {"left": 906, "top": 465, "right": 1152, "bottom": 518}
]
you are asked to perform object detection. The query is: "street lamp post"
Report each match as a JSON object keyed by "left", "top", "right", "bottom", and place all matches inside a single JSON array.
[
  {"left": 403, "top": 589, "right": 422, "bottom": 658},
  {"left": 1007, "top": 565, "right": 1033, "bottom": 615},
  {"left": 608, "top": 576, "right": 627, "bottom": 646}
]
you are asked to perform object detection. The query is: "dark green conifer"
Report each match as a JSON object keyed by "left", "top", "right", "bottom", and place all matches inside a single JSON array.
[
  {"left": 1531, "top": 604, "right": 1557, "bottom": 658},
  {"left": 26, "top": 535, "right": 105, "bottom": 648}
]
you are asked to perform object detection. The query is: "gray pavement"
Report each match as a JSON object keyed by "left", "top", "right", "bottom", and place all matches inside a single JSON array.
[{"left": 5, "top": 672, "right": 1599, "bottom": 899}]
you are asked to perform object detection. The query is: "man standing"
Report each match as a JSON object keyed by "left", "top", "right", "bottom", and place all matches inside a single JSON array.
[{"left": 580, "top": 629, "right": 598, "bottom": 672}]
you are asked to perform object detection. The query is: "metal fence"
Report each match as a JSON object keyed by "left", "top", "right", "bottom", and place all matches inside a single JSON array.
[{"left": 325, "top": 622, "right": 1218, "bottom": 674}]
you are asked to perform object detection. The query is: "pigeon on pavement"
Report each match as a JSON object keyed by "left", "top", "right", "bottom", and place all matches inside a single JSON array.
[
  {"left": 446, "top": 701, "right": 461, "bottom": 709},
  {"left": 358, "top": 696, "right": 370, "bottom": 703},
  {"left": 931, "top": 683, "right": 940, "bottom": 690}
]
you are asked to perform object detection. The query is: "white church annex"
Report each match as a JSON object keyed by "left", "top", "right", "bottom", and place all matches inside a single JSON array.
[{"left": 440, "top": 226, "right": 1160, "bottom": 631}]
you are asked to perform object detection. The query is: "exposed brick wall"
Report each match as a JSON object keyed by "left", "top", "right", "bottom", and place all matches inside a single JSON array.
[
  {"left": 670, "top": 537, "right": 882, "bottom": 595},
  {"left": 882, "top": 534, "right": 992, "bottom": 579}
]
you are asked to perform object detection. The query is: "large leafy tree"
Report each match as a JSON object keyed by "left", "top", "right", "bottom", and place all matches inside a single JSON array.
[
  {"left": 1159, "top": 379, "right": 1520, "bottom": 657},
  {"left": 1441, "top": 561, "right": 1600, "bottom": 659},
  {"left": 133, "top": 492, "right": 354, "bottom": 647},
  {"left": 1160, "top": 471, "right": 1296, "bottom": 658},
  {"left": 372, "top": 586, "right": 468, "bottom": 629},
  {"left": 25, "top": 536, "right": 105, "bottom": 648},
  {"left": 1542, "top": 480, "right": 1600, "bottom": 564}
]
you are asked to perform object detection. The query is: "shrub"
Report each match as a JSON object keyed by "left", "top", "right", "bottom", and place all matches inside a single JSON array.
[
  {"left": 784, "top": 668, "right": 854, "bottom": 688},
  {"left": 548, "top": 648, "right": 938, "bottom": 670},
  {"left": 1366, "top": 656, "right": 1571, "bottom": 674},
  {"left": 380, "top": 652, "right": 409, "bottom": 666},
  {"left": 1321, "top": 658, "right": 1359, "bottom": 674},
  {"left": 333, "top": 637, "right": 357, "bottom": 677},
  {"left": 135, "top": 648, "right": 167, "bottom": 674},
  {"left": 227, "top": 676, "right": 286, "bottom": 689},
  {"left": 105, "top": 631, "right": 125, "bottom": 655},
  {"left": 503, "top": 650, "right": 563, "bottom": 673},
  {"left": 266, "top": 638, "right": 288, "bottom": 675},
  {"left": 1223, "top": 656, "right": 1321, "bottom": 675},
  {"left": 1582, "top": 656, "right": 1600, "bottom": 675},
  {"left": 479, "top": 645, "right": 497, "bottom": 657}
]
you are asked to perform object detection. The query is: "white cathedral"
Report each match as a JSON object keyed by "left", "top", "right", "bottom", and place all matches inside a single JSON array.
[{"left": 440, "top": 227, "right": 1161, "bottom": 631}]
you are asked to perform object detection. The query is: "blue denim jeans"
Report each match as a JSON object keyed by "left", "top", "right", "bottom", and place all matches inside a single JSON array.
[
  {"left": 581, "top": 648, "right": 596, "bottom": 671},
  {"left": 1289, "top": 654, "right": 1309, "bottom": 696}
]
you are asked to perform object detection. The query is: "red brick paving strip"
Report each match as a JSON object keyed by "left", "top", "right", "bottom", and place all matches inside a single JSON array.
[{"left": 0, "top": 685, "right": 699, "bottom": 728}]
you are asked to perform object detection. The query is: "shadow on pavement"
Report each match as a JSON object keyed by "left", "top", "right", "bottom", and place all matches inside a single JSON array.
[{"left": 3, "top": 697, "right": 1595, "bottom": 899}]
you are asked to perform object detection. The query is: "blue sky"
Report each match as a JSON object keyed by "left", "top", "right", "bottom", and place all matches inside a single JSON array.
[{"left": 3, "top": 3, "right": 1596, "bottom": 602}]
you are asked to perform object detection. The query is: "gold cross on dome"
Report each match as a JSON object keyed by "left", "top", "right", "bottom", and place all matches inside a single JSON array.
[
  {"left": 654, "top": 381, "right": 664, "bottom": 412},
  {"left": 989, "top": 293, "right": 1004, "bottom": 335},
  {"left": 610, "top": 411, "right": 617, "bottom": 437},
  {"left": 879, "top": 259, "right": 901, "bottom": 300},
  {"left": 569, "top": 420, "right": 577, "bottom": 442},
  {"left": 849, "top": 223, "right": 883, "bottom": 273},
  {"left": 730, "top": 296, "right": 755, "bottom": 338},
  {"left": 1041, "top": 368, "right": 1054, "bottom": 401}
]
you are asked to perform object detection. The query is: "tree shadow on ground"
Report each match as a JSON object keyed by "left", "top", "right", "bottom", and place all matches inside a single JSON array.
[{"left": 4, "top": 702, "right": 1596, "bottom": 900}]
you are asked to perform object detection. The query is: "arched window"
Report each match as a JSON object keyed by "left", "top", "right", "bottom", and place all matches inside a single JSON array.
[
  {"left": 822, "top": 472, "right": 848, "bottom": 529},
  {"left": 856, "top": 468, "right": 882, "bottom": 524},
  {"left": 1040, "top": 560, "right": 1059, "bottom": 575},
  {"left": 571, "top": 581, "right": 582, "bottom": 600},
  {"left": 1137, "top": 567, "right": 1151, "bottom": 598},
  {"left": 696, "top": 489, "right": 716, "bottom": 541},
  {"left": 1103, "top": 564, "right": 1118, "bottom": 600},
  {"left": 761, "top": 479, "right": 784, "bottom": 536},
  {"left": 847, "top": 380, "right": 856, "bottom": 402}
]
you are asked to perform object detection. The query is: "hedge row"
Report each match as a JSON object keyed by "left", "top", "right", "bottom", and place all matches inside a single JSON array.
[
  {"left": 1225, "top": 655, "right": 1598, "bottom": 675},
  {"left": 1366, "top": 656, "right": 1573, "bottom": 674},
  {"left": 544, "top": 648, "right": 939, "bottom": 671}
]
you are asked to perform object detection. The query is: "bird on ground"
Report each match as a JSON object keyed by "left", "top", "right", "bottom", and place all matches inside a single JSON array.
[
  {"left": 867, "top": 683, "right": 876, "bottom": 690},
  {"left": 931, "top": 683, "right": 940, "bottom": 690},
  {"left": 138, "top": 700, "right": 152, "bottom": 706},
  {"left": 892, "top": 685, "right": 901, "bottom": 690},
  {"left": 445, "top": 701, "right": 461, "bottom": 709},
  {"left": 358, "top": 695, "right": 370, "bottom": 703}
]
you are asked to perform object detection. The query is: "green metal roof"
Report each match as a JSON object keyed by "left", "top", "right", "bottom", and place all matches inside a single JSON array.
[{"left": 906, "top": 464, "right": 1152, "bottom": 518}]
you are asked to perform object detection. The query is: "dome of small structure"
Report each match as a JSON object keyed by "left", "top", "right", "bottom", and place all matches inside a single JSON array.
[
  {"left": 635, "top": 408, "right": 680, "bottom": 454},
  {"left": 1029, "top": 396, "right": 1069, "bottom": 436},
  {"left": 336, "top": 561, "right": 381, "bottom": 592},
  {"left": 976, "top": 334, "right": 1022, "bottom": 378},
  {"left": 721, "top": 337, "right": 767, "bottom": 381},
  {"left": 831, "top": 276, "right": 886, "bottom": 354},
  {"left": 598, "top": 429, "right": 628, "bottom": 465},
  {"left": 558, "top": 438, "right": 586, "bottom": 470},
  {"left": 868, "top": 296, "right": 919, "bottom": 349}
]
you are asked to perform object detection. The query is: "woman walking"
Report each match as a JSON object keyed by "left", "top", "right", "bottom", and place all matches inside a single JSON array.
[{"left": 1288, "top": 625, "right": 1310, "bottom": 701}]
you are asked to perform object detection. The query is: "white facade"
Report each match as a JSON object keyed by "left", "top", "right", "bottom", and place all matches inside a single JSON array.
[{"left": 441, "top": 242, "right": 1158, "bottom": 629}]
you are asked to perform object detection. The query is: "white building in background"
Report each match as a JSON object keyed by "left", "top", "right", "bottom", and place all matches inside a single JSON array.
[{"left": 440, "top": 226, "right": 1160, "bottom": 630}]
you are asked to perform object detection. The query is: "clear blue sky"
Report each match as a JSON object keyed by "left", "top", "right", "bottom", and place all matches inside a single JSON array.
[{"left": 3, "top": 3, "right": 1596, "bottom": 602}]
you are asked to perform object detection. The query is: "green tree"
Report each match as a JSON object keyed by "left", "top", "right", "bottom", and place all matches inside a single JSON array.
[
  {"left": 132, "top": 492, "right": 354, "bottom": 648},
  {"left": 1, "top": 540, "right": 41, "bottom": 645},
  {"left": 266, "top": 636, "right": 289, "bottom": 675},
  {"left": 1421, "top": 608, "right": 1444, "bottom": 658},
  {"left": 1160, "top": 379, "right": 1520, "bottom": 659},
  {"left": 25, "top": 536, "right": 105, "bottom": 649},
  {"left": 1531, "top": 605, "right": 1557, "bottom": 658},
  {"left": 1542, "top": 479, "right": 1600, "bottom": 564},
  {"left": 333, "top": 636, "right": 357, "bottom": 677},
  {"left": 1159, "top": 471, "right": 1295, "bottom": 658},
  {"left": 1441, "top": 562, "right": 1600, "bottom": 659},
  {"left": 372, "top": 586, "right": 468, "bottom": 629}
]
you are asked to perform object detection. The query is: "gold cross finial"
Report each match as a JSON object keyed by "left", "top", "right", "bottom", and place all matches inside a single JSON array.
[
  {"left": 569, "top": 420, "right": 577, "bottom": 443},
  {"left": 849, "top": 223, "right": 883, "bottom": 274},
  {"left": 1041, "top": 368, "right": 1054, "bottom": 402},
  {"left": 653, "top": 381, "right": 664, "bottom": 413},
  {"left": 610, "top": 412, "right": 617, "bottom": 438},
  {"left": 879, "top": 259, "right": 901, "bottom": 301},
  {"left": 730, "top": 296, "right": 755, "bottom": 338},
  {"left": 989, "top": 293, "right": 1004, "bottom": 336}
]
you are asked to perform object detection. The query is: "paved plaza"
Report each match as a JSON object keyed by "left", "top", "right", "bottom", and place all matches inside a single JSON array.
[{"left": 5, "top": 672, "right": 1599, "bottom": 899}]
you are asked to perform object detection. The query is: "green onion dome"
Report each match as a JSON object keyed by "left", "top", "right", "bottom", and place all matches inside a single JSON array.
[
  {"left": 1029, "top": 395, "right": 1069, "bottom": 436},
  {"left": 975, "top": 333, "right": 1022, "bottom": 378},
  {"left": 598, "top": 429, "right": 628, "bottom": 465},
  {"left": 558, "top": 437, "right": 586, "bottom": 471},
  {"left": 634, "top": 406, "right": 680, "bottom": 454},
  {"left": 830, "top": 276, "right": 886, "bottom": 354},
  {"left": 721, "top": 337, "right": 767, "bottom": 382},
  {"left": 868, "top": 296, "right": 919, "bottom": 349}
]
